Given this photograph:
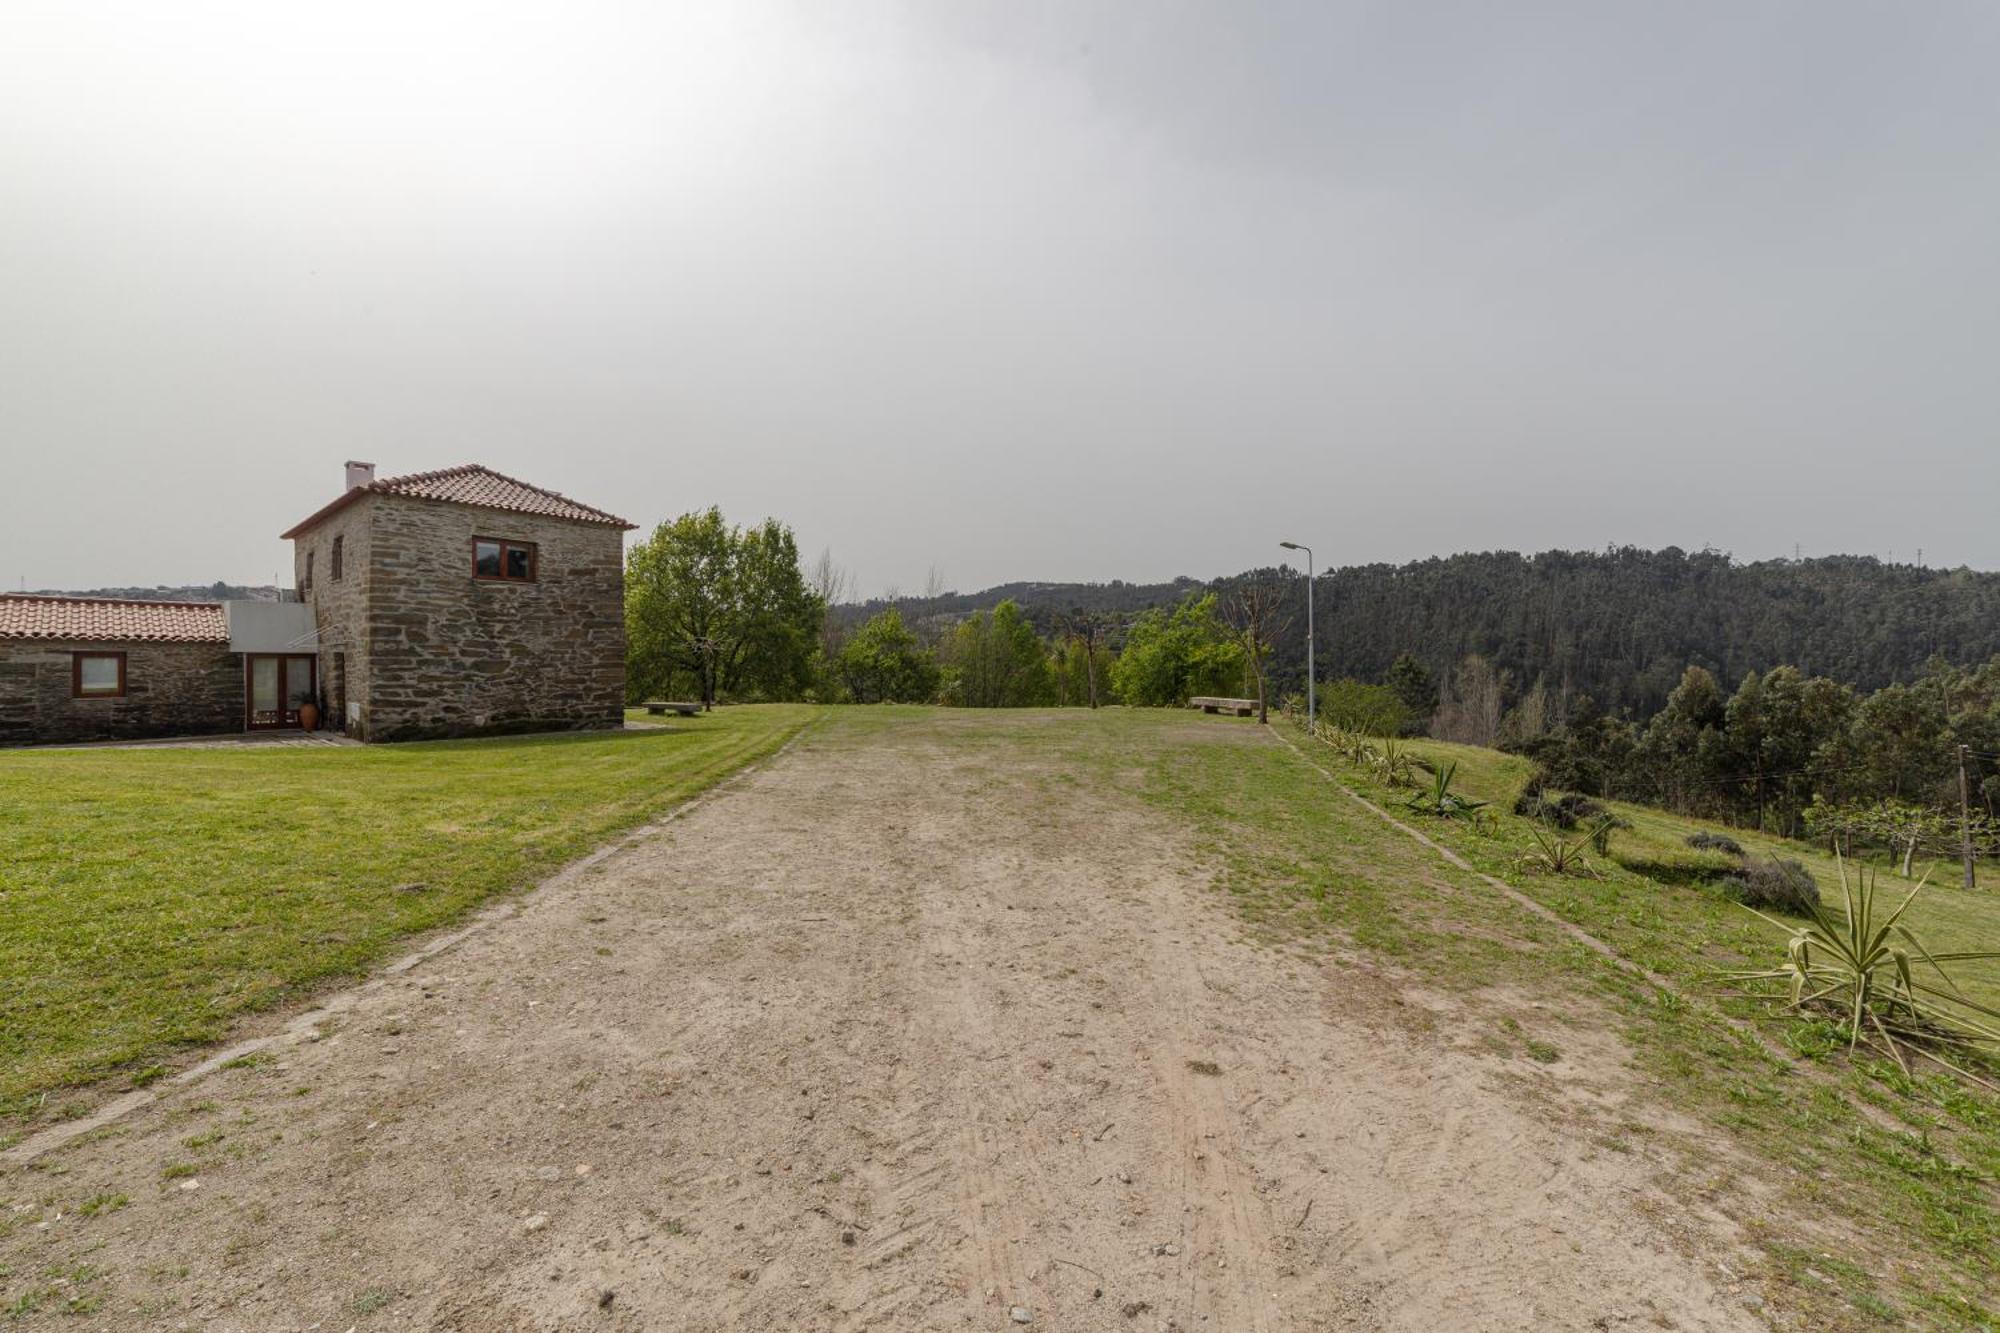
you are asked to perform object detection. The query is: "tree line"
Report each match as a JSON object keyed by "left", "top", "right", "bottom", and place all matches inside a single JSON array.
[
  {"left": 624, "top": 509, "right": 1269, "bottom": 711},
  {"left": 838, "top": 547, "right": 2000, "bottom": 718}
]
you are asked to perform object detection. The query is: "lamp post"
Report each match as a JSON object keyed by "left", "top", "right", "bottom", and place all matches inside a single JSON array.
[{"left": 1279, "top": 540, "right": 1314, "bottom": 728}]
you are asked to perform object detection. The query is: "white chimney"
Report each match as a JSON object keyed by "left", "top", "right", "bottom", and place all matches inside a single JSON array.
[{"left": 345, "top": 460, "right": 377, "bottom": 491}]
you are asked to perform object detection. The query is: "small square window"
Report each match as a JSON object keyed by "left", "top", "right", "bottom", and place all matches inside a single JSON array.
[
  {"left": 473, "top": 537, "right": 536, "bottom": 582},
  {"left": 73, "top": 652, "right": 126, "bottom": 698}
]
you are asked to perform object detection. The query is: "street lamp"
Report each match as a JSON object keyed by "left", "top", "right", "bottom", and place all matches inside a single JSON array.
[{"left": 1278, "top": 541, "right": 1314, "bottom": 728}]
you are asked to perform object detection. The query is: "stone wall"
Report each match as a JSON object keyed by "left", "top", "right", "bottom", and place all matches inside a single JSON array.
[
  {"left": 314, "top": 496, "right": 625, "bottom": 741},
  {"left": 296, "top": 497, "right": 374, "bottom": 733},
  {"left": 0, "top": 640, "right": 240, "bottom": 745}
]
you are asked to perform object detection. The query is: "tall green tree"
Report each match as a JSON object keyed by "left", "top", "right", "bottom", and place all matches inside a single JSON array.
[
  {"left": 1111, "top": 594, "right": 1245, "bottom": 708},
  {"left": 940, "top": 600, "right": 1053, "bottom": 707},
  {"left": 1383, "top": 652, "right": 1440, "bottom": 734},
  {"left": 625, "top": 508, "right": 823, "bottom": 708},
  {"left": 836, "top": 608, "right": 940, "bottom": 704}
]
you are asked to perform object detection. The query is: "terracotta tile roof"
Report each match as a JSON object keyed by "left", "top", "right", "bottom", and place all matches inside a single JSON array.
[
  {"left": 0, "top": 595, "right": 229, "bottom": 643},
  {"left": 281, "top": 464, "right": 635, "bottom": 539}
]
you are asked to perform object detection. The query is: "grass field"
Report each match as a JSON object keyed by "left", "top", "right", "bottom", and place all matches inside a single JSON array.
[
  {"left": 0, "top": 706, "right": 815, "bottom": 1126},
  {"left": 1196, "top": 715, "right": 2000, "bottom": 1329},
  {"left": 1389, "top": 736, "right": 2000, "bottom": 1012}
]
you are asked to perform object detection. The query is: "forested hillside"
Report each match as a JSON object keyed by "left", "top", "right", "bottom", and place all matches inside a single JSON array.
[{"left": 841, "top": 549, "right": 2000, "bottom": 717}]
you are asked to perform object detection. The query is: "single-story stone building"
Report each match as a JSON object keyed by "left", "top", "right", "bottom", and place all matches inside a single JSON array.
[{"left": 0, "top": 463, "right": 634, "bottom": 746}]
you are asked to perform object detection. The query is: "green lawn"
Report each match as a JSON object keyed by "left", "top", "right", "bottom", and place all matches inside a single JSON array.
[
  {"left": 1208, "top": 717, "right": 2000, "bottom": 1329},
  {"left": 1398, "top": 736, "right": 2000, "bottom": 1012},
  {"left": 0, "top": 706, "right": 816, "bottom": 1125}
]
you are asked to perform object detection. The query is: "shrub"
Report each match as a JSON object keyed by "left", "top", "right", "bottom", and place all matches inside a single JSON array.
[
  {"left": 1318, "top": 679, "right": 1412, "bottom": 737},
  {"left": 1686, "top": 831, "right": 1746, "bottom": 857},
  {"left": 1718, "top": 857, "right": 1820, "bottom": 913},
  {"left": 1512, "top": 770, "right": 1606, "bottom": 829}
]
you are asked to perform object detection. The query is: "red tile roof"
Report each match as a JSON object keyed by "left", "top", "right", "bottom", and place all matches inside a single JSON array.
[
  {"left": 0, "top": 595, "right": 229, "bottom": 643},
  {"left": 281, "top": 464, "right": 635, "bottom": 539}
]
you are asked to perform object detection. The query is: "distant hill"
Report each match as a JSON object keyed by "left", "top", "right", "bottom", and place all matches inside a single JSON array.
[
  {"left": 30, "top": 583, "right": 280, "bottom": 603},
  {"left": 837, "top": 549, "right": 2000, "bottom": 716}
]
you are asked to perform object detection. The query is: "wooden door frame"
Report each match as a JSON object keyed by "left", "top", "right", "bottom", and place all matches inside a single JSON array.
[{"left": 243, "top": 653, "right": 317, "bottom": 731}]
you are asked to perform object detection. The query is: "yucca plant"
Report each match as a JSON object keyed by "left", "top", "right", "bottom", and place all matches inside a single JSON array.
[
  {"left": 1518, "top": 825, "right": 1602, "bottom": 878},
  {"left": 1371, "top": 738, "right": 1418, "bottom": 788},
  {"left": 1405, "top": 761, "right": 1487, "bottom": 820},
  {"left": 1728, "top": 855, "right": 2000, "bottom": 1079}
]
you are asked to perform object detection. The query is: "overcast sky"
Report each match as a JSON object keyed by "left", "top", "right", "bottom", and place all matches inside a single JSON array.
[{"left": 5, "top": 1, "right": 1998, "bottom": 596}]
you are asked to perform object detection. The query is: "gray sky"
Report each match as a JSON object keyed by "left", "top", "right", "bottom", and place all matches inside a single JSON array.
[{"left": 5, "top": 1, "right": 1998, "bottom": 596}]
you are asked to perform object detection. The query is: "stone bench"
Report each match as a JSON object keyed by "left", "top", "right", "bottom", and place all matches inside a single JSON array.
[
  {"left": 1188, "top": 696, "right": 1258, "bottom": 717},
  {"left": 642, "top": 701, "right": 703, "bottom": 717}
]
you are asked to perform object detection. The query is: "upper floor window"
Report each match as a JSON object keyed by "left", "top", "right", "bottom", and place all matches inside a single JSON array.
[
  {"left": 331, "top": 535, "right": 344, "bottom": 581},
  {"left": 303, "top": 550, "right": 315, "bottom": 596},
  {"left": 72, "top": 652, "right": 126, "bottom": 698},
  {"left": 473, "top": 537, "right": 536, "bottom": 582}
]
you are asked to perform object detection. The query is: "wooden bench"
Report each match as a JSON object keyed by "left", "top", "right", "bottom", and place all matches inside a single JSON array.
[
  {"left": 642, "top": 701, "right": 703, "bottom": 717},
  {"left": 1188, "top": 696, "right": 1258, "bottom": 717}
]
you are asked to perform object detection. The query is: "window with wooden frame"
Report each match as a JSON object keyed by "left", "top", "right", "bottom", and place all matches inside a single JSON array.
[
  {"left": 472, "top": 537, "right": 536, "bottom": 582},
  {"left": 72, "top": 651, "right": 127, "bottom": 698},
  {"left": 331, "top": 535, "right": 344, "bottom": 581}
]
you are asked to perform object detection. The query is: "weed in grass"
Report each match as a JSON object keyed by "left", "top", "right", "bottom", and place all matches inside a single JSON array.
[
  {"left": 159, "top": 1162, "right": 195, "bottom": 1180},
  {"left": 76, "top": 1192, "right": 129, "bottom": 1217},
  {"left": 1523, "top": 1039, "right": 1561, "bottom": 1063},
  {"left": 182, "top": 1130, "right": 224, "bottom": 1151},
  {"left": 128, "top": 1065, "right": 166, "bottom": 1088}
]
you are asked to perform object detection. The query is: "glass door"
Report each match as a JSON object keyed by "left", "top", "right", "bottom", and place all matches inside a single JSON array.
[
  {"left": 285, "top": 656, "right": 317, "bottom": 726},
  {"left": 245, "top": 655, "right": 317, "bottom": 729},
  {"left": 248, "top": 656, "right": 282, "bottom": 728}
]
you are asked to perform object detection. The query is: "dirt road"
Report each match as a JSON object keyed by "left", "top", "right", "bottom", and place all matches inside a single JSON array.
[{"left": 2, "top": 712, "right": 1760, "bottom": 1330}]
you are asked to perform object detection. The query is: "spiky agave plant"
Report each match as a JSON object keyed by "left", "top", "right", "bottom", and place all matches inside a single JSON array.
[
  {"left": 1405, "top": 761, "right": 1487, "bottom": 820},
  {"left": 1372, "top": 738, "right": 1418, "bottom": 788},
  {"left": 1729, "top": 855, "right": 2000, "bottom": 1078},
  {"left": 1518, "top": 824, "right": 1602, "bottom": 878}
]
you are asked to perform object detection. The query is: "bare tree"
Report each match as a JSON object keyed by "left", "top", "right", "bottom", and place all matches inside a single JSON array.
[
  {"left": 806, "top": 547, "right": 854, "bottom": 659},
  {"left": 1433, "top": 654, "right": 1508, "bottom": 746},
  {"left": 806, "top": 546, "right": 854, "bottom": 608},
  {"left": 1060, "top": 607, "right": 1112, "bottom": 709},
  {"left": 1224, "top": 583, "right": 1292, "bottom": 724}
]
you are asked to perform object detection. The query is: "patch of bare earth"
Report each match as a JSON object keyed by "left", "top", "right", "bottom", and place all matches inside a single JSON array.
[{"left": 2, "top": 714, "right": 1761, "bottom": 1331}]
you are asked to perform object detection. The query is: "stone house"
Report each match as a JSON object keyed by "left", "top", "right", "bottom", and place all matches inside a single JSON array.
[{"left": 0, "top": 463, "right": 633, "bottom": 745}]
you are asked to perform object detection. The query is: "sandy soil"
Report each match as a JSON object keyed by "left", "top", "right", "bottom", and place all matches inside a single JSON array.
[{"left": 2, "top": 713, "right": 1763, "bottom": 1331}]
